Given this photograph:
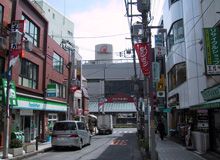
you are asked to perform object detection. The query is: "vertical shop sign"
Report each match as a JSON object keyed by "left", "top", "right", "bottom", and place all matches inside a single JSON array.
[
  {"left": 134, "top": 43, "right": 151, "bottom": 76},
  {"left": 9, "top": 20, "right": 24, "bottom": 67},
  {"left": 152, "top": 62, "right": 160, "bottom": 82},
  {"left": 204, "top": 27, "right": 220, "bottom": 75},
  {"left": 0, "top": 79, "right": 17, "bottom": 106}
]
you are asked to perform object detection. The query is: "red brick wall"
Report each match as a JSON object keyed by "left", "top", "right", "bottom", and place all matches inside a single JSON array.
[
  {"left": 46, "top": 36, "right": 69, "bottom": 102},
  {"left": 0, "top": 0, "right": 12, "bottom": 25},
  {"left": 11, "top": 0, "right": 48, "bottom": 96}
]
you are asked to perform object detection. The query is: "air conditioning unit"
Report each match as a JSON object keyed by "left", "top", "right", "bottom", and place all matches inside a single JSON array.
[
  {"left": 24, "top": 40, "right": 33, "bottom": 51},
  {"left": 157, "top": 91, "right": 165, "bottom": 98},
  {"left": 0, "top": 36, "right": 7, "bottom": 50}
]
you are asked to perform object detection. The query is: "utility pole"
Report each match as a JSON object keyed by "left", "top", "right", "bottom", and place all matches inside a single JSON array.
[
  {"left": 60, "top": 39, "right": 76, "bottom": 120},
  {"left": 3, "top": 11, "right": 24, "bottom": 160}
]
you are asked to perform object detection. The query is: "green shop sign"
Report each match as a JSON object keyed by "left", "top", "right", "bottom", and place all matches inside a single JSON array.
[
  {"left": 201, "top": 84, "right": 220, "bottom": 101},
  {"left": 0, "top": 78, "right": 17, "bottom": 106},
  {"left": 204, "top": 27, "right": 220, "bottom": 75},
  {"left": 47, "top": 83, "right": 57, "bottom": 97}
]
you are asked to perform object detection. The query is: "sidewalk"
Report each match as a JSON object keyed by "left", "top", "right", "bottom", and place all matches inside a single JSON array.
[
  {"left": 0, "top": 142, "right": 52, "bottom": 160},
  {"left": 155, "top": 135, "right": 206, "bottom": 160}
]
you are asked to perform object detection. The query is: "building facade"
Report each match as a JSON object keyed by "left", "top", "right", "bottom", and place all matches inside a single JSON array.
[
  {"left": 31, "top": 0, "right": 74, "bottom": 45},
  {"left": 82, "top": 60, "right": 144, "bottom": 125},
  {"left": 163, "top": 0, "right": 220, "bottom": 154}
]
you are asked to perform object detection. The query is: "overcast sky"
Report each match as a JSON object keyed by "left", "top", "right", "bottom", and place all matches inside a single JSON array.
[{"left": 45, "top": 0, "right": 131, "bottom": 60}]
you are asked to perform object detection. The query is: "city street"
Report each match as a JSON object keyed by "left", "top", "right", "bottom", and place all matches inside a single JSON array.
[{"left": 25, "top": 128, "right": 143, "bottom": 160}]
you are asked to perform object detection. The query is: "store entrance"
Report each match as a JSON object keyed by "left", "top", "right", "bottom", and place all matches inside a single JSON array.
[
  {"left": 209, "top": 109, "right": 220, "bottom": 153},
  {"left": 21, "top": 115, "right": 36, "bottom": 142}
]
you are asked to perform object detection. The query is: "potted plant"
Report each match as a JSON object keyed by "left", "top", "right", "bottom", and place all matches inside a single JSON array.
[{"left": 9, "top": 139, "right": 23, "bottom": 157}]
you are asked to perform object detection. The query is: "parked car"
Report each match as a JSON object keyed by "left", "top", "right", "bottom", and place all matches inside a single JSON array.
[{"left": 51, "top": 120, "right": 91, "bottom": 150}]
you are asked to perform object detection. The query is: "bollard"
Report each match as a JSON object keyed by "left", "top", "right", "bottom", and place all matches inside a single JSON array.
[{"left": 35, "top": 136, "right": 39, "bottom": 151}]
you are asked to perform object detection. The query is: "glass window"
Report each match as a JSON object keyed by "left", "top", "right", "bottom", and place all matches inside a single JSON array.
[
  {"left": 53, "top": 122, "right": 76, "bottom": 131},
  {"left": 169, "top": 0, "right": 179, "bottom": 6},
  {"left": 77, "top": 122, "right": 85, "bottom": 130},
  {"left": 22, "top": 14, "right": 40, "bottom": 47},
  {"left": 50, "top": 80, "right": 66, "bottom": 98},
  {"left": 19, "top": 59, "right": 38, "bottom": 89},
  {"left": 53, "top": 52, "right": 64, "bottom": 73},
  {"left": 167, "top": 19, "right": 184, "bottom": 52},
  {"left": 0, "top": 4, "right": 3, "bottom": 24},
  {"left": 168, "top": 62, "right": 186, "bottom": 91}
]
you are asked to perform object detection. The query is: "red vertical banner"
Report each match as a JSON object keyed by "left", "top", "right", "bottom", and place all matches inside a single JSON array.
[{"left": 134, "top": 43, "right": 151, "bottom": 76}]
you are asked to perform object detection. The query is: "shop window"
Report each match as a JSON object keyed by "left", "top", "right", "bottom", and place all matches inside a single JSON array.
[
  {"left": 167, "top": 19, "right": 184, "bottom": 52},
  {"left": 22, "top": 14, "right": 40, "bottom": 47},
  {"left": 19, "top": 59, "right": 38, "bottom": 89},
  {"left": 53, "top": 52, "right": 64, "bottom": 73},
  {"left": 50, "top": 80, "right": 66, "bottom": 98},
  {"left": 168, "top": 62, "right": 186, "bottom": 91}
]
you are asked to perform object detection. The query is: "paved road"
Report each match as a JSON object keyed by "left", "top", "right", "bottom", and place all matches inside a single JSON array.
[{"left": 25, "top": 128, "right": 143, "bottom": 160}]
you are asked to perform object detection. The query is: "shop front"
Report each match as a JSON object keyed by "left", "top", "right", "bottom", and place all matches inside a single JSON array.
[
  {"left": 12, "top": 96, "right": 67, "bottom": 142},
  {"left": 190, "top": 84, "right": 220, "bottom": 154}
]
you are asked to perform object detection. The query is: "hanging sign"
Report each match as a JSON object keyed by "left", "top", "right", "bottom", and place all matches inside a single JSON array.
[
  {"left": 0, "top": 78, "right": 18, "bottom": 106},
  {"left": 204, "top": 27, "right": 220, "bottom": 75},
  {"left": 9, "top": 20, "right": 25, "bottom": 67},
  {"left": 134, "top": 43, "right": 151, "bottom": 76}
]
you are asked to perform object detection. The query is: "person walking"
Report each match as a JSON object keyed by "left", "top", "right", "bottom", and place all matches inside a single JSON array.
[{"left": 157, "top": 120, "right": 165, "bottom": 140}]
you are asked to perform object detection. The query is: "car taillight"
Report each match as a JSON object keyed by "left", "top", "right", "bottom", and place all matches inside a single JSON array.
[{"left": 69, "top": 134, "right": 79, "bottom": 137}]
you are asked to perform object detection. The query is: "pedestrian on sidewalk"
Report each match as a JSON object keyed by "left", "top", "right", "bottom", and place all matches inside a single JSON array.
[{"left": 157, "top": 120, "right": 165, "bottom": 140}]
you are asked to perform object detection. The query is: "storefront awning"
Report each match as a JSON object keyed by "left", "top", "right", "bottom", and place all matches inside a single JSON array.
[
  {"left": 89, "top": 102, "right": 137, "bottom": 113},
  {"left": 190, "top": 99, "right": 220, "bottom": 110}
]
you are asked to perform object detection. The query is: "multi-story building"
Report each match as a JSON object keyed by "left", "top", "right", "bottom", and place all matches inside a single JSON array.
[
  {"left": 0, "top": 0, "right": 74, "bottom": 146},
  {"left": 32, "top": 0, "right": 86, "bottom": 121},
  {"left": 31, "top": 0, "right": 74, "bottom": 45},
  {"left": 82, "top": 60, "right": 143, "bottom": 125},
  {"left": 6, "top": 0, "right": 49, "bottom": 143},
  {"left": 162, "top": 0, "right": 220, "bottom": 154}
]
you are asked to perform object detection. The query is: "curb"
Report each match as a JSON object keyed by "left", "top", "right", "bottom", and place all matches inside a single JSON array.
[{"left": 11, "top": 147, "right": 52, "bottom": 160}]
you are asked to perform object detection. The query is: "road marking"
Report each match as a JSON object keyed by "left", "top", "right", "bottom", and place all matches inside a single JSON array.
[{"left": 110, "top": 139, "right": 128, "bottom": 146}]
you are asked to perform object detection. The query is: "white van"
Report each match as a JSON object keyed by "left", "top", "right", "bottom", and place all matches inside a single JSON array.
[{"left": 51, "top": 120, "right": 91, "bottom": 149}]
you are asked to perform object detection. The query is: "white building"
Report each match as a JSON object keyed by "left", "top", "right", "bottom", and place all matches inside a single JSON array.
[
  {"left": 31, "top": 0, "right": 74, "bottom": 45},
  {"left": 161, "top": 0, "right": 220, "bottom": 154},
  {"left": 95, "top": 44, "right": 113, "bottom": 64}
]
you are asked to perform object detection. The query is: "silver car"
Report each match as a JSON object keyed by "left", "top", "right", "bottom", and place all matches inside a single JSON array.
[{"left": 52, "top": 120, "right": 91, "bottom": 149}]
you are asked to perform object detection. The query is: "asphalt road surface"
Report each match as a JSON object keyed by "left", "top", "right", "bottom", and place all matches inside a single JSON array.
[{"left": 25, "top": 128, "right": 143, "bottom": 160}]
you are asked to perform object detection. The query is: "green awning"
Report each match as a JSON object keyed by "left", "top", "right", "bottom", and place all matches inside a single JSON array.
[{"left": 190, "top": 99, "right": 220, "bottom": 110}]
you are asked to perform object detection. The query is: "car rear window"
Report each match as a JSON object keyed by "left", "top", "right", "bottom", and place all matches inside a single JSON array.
[{"left": 53, "top": 122, "right": 76, "bottom": 131}]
